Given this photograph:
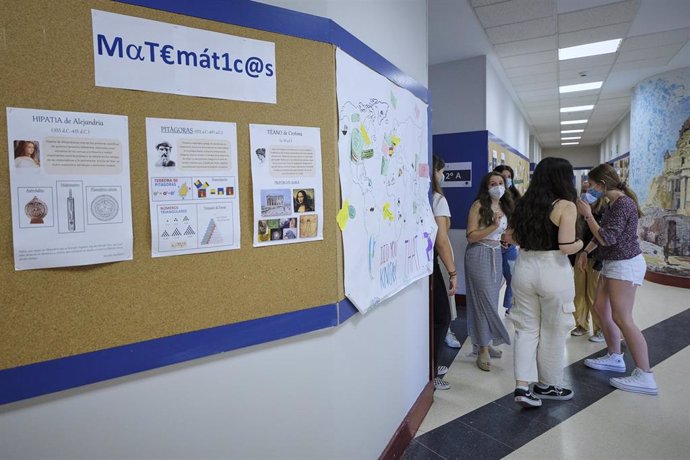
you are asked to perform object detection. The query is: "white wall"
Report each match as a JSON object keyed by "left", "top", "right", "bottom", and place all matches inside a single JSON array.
[
  {"left": 485, "top": 59, "right": 530, "bottom": 156},
  {"left": 529, "top": 134, "right": 542, "bottom": 164},
  {"left": 256, "top": 0, "right": 429, "bottom": 87},
  {"left": 429, "top": 56, "right": 486, "bottom": 134},
  {"left": 543, "top": 145, "right": 600, "bottom": 168},
  {"left": 0, "top": 3, "right": 431, "bottom": 459},
  {"left": 600, "top": 112, "right": 631, "bottom": 162}
]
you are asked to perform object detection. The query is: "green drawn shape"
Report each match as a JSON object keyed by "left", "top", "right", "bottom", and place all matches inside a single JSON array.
[
  {"left": 381, "top": 156, "right": 389, "bottom": 175},
  {"left": 361, "top": 149, "right": 374, "bottom": 159},
  {"left": 351, "top": 113, "right": 360, "bottom": 122},
  {"left": 391, "top": 91, "right": 398, "bottom": 109},
  {"left": 348, "top": 205, "right": 356, "bottom": 219},
  {"left": 351, "top": 128, "right": 364, "bottom": 161}
]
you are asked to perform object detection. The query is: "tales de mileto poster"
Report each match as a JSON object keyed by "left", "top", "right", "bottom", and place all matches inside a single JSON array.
[
  {"left": 6, "top": 107, "right": 133, "bottom": 271},
  {"left": 146, "top": 118, "right": 240, "bottom": 257},
  {"left": 336, "top": 49, "right": 436, "bottom": 313},
  {"left": 249, "top": 124, "right": 323, "bottom": 246}
]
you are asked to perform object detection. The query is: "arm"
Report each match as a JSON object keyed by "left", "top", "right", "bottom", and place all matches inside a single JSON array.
[
  {"left": 576, "top": 199, "right": 608, "bottom": 246},
  {"left": 556, "top": 201, "right": 584, "bottom": 255},
  {"left": 466, "top": 201, "right": 501, "bottom": 243},
  {"left": 434, "top": 215, "right": 457, "bottom": 295}
]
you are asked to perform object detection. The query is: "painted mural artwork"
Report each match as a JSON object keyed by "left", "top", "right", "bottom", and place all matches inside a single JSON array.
[{"left": 632, "top": 68, "right": 690, "bottom": 278}]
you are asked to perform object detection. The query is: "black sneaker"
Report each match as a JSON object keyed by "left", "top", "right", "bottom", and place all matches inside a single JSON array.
[
  {"left": 532, "top": 384, "right": 574, "bottom": 400},
  {"left": 514, "top": 388, "right": 541, "bottom": 408}
]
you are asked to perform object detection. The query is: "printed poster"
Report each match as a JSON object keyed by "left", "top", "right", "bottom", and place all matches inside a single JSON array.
[
  {"left": 6, "top": 107, "right": 133, "bottom": 270},
  {"left": 249, "top": 124, "right": 323, "bottom": 246},
  {"left": 336, "top": 48, "right": 437, "bottom": 313},
  {"left": 146, "top": 118, "right": 240, "bottom": 257}
]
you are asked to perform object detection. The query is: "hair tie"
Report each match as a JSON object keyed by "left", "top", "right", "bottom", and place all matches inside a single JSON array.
[{"left": 617, "top": 181, "right": 626, "bottom": 189}]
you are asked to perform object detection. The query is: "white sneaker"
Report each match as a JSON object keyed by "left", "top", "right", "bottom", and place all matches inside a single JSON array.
[
  {"left": 589, "top": 330, "right": 605, "bottom": 343},
  {"left": 584, "top": 353, "right": 626, "bottom": 372},
  {"left": 610, "top": 368, "right": 658, "bottom": 395},
  {"left": 437, "top": 365, "right": 449, "bottom": 376},
  {"left": 445, "top": 331, "right": 461, "bottom": 348}
]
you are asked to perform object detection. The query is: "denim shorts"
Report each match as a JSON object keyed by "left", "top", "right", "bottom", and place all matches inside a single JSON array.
[{"left": 600, "top": 254, "right": 646, "bottom": 286}]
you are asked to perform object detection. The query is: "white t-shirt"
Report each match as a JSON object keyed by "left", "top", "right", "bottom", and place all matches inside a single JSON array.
[{"left": 432, "top": 192, "right": 451, "bottom": 218}]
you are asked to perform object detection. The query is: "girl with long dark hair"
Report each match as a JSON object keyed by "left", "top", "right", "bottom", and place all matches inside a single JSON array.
[
  {"left": 507, "top": 157, "right": 583, "bottom": 407},
  {"left": 464, "top": 171, "right": 514, "bottom": 371},
  {"left": 577, "top": 163, "right": 656, "bottom": 395}
]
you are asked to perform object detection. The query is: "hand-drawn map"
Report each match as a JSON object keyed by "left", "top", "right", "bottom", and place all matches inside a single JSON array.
[{"left": 336, "top": 49, "right": 437, "bottom": 313}]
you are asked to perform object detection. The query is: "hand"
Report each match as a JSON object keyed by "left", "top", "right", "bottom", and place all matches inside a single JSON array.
[
  {"left": 448, "top": 274, "right": 457, "bottom": 296},
  {"left": 492, "top": 210, "right": 503, "bottom": 226},
  {"left": 576, "top": 251, "right": 588, "bottom": 272},
  {"left": 576, "top": 199, "right": 593, "bottom": 220},
  {"left": 500, "top": 240, "right": 510, "bottom": 249}
]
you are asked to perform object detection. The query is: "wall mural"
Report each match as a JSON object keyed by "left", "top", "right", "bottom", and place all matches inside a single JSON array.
[{"left": 632, "top": 67, "right": 690, "bottom": 278}]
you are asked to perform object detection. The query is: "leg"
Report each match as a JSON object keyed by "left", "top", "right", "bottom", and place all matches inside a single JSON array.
[
  {"left": 592, "top": 276, "right": 622, "bottom": 354},
  {"left": 572, "top": 260, "right": 590, "bottom": 331},
  {"left": 586, "top": 261, "right": 601, "bottom": 331},
  {"left": 512, "top": 259, "right": 541, "bottom": 386},
  {"left": 608, "top": 279, "right": 650, "bottom": 371},
  {"left": 502, "top": 247, "right": 513, "bottom": 309},
  {"left": 433, "top": 269, "right": 451, "bottom": 376}
]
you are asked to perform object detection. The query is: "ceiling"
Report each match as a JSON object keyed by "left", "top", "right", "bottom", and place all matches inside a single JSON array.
[{"left": 429, "top": 0, "right": 690, "bottom": 149}]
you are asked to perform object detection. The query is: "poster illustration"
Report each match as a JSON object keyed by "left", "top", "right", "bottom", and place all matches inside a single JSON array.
[
  {"left": 6, "top": 107, "right": 133, "bottom": 270},
  {"left": 249, "top": 124, "right": 323, "bottom": 246},
  {"left": 146, "top": 117, "right": 240, "bottom": 257},
  {"left": 336, "top": 48, "right": 436, "bottom": 313}
]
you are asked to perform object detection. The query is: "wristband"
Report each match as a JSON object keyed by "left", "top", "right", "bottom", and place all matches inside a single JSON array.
[{"left": 448, "top": 271, "right": 457, "bottom": 277}]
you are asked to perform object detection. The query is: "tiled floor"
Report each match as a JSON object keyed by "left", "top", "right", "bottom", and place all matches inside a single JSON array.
[{"left": 404, "top": 281, "right": 690, "bottom": 460}]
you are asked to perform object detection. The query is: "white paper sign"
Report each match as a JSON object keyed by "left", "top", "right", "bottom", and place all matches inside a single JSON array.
[
  {"left": 336, "top": 49, "right": 436, "bottom": 313},
  {"left": 249, "top": 124, "right": 324, "bottom": 246},
  {"left": 92, "top": 10, "right": 276, "bottom": 103},
  {"left": 145, "top": 118, "right": 240, "bottom": 257},
  {"left": 6, "top": 107, "right": 133, "bottom": 270}
]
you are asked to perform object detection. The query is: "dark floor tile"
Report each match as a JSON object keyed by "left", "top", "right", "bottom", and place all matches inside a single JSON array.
[
  {"left": 402, "top": 440, "right": 445, "bottom": 460},
  {"left": 458, "top": 402, "right": 551, "bottom": 449},
  {"left": 415, "top": 418, "right": 514, "bottom": 460}
]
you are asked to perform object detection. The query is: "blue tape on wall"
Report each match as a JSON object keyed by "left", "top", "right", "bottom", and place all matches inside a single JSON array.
[
  {"left": 433, "top": 131, "right": 488, "bottom": 229},
  {"left": 0, "top": 0, "right": 432, "bottom": 405}
]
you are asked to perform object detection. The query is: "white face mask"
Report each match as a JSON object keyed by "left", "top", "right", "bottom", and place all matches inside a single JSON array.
[
  {"left": 436, "top": 170, "right": 445, "bottom": 186},
  {"left": 488, "top": 185, "right": 505, "bottom": 200},
  {"left": 505, "top": 178, "right": 513, "bottom": 188}
]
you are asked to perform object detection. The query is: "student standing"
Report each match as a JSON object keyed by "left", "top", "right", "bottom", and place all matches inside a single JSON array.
[
  {"left": 431, "top": 155, "right": 457, "bottom": 390},
  {"left": 507, "top": 157, "right": 583, "bottom": 408},
  {"left": 576, "top": 164, "right": 657, "bottom": 395},
  {"left": 465, "top": 172, "right": 513, "bottom": 371},
  {"left": 494, "top": 165, "right": 521, "bottom": 315}
]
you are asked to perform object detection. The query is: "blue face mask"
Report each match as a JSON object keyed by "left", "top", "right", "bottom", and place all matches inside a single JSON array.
[
  {"left": 582, "top": 192, "right": 598, "bottom": 204},
  {"left": 588, "top": 188, "right": 604, "bottom": 199},
  {"left": 505, "top": 178, "right": 513, "bottom": 188}
]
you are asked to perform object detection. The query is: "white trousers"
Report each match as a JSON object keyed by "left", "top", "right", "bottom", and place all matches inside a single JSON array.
[{"left": 512, "top": 250, "right": 576, "bottom": 385}]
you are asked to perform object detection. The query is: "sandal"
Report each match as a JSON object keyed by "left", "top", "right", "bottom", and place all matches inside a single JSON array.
[
  {"left": 472, "top": 344, "right": 502, "bottom": 359},
  {"left": 476, "top": 348, "right": 491, "bottom": 371}
]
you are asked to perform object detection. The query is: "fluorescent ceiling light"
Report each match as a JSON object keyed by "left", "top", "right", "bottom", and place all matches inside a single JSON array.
[
  {"left": 561, "top": 129, "right": 584, "bottom": 133},
  {"left": 559, "top": 81, "right": 603, "bottom": 93},
  {"left": 561, "top": 136, "right": 582, "bottom": 140},
  {"left": 560, "top": 105, "right": 594, "bottom": 113},
  {"left": 561, "top": 119, "right": 588, "bottom": 125},
  {"left": 558, "top": 39, "right": 622, "bottom": 60},
  {"left": 561, "top": 142, "right": 580, "bottom": 145}
]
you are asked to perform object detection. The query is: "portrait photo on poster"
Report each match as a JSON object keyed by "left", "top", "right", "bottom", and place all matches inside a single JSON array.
[
  {"left": 154, "top": 141, "right": 176, "bottom": 167},
  {"left": 13, "top": 140, "right": 41, "bottom": 169},
  {"left": 293, "top": 188, "right": 315, "bottom": 213}
]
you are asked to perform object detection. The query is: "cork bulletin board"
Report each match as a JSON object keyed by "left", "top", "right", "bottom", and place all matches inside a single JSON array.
[{"left": 0, "top": 0, "right": 343, "bottom": 371}]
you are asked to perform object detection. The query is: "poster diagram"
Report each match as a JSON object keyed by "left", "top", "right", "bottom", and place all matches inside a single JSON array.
[
  {"left": 335, "top": 49, "right": 436, "bottom": 313},
  {"left": 249, "top": 124, "right": 324, "bottom": 246},
  {"left": 146, "top": 117, "right": 240, "bottom": 256},
  {"left": 6, "top": 107, "right": 133, "bottom": 270}
]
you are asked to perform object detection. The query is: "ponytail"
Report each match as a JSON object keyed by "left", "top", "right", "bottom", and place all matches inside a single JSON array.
[{"left": 619, "top": 182, "right": 643, "bottom": 217}]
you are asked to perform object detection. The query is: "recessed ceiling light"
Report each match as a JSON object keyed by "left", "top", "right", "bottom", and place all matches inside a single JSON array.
[
  {"left": 561, "top": 142, "right": 580, "bottom": 145},
  {"left": 559, "top": 82, "right": 603, "bottom": 93},
  {"left": 560, "top": 105, "right": 594, "bottom": 113},
  {"left": 561, "top": 119, "right": 588, "bottom": 125},
  {"left": 561, "top": 136, "right": 582, "bottom": 140},
  {"left": 558, "top": 39, "right": 622, "bottom": 60},
  {"left": 561, "top": 129, "right": 584, "bottom": 133}
]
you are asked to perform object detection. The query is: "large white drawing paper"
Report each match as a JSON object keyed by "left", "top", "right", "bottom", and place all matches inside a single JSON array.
[
  {"left": 6, "top": 107, "right": 133, "bottom": 270},
  {"left": 146, "top": 118, "right": 240, "bottom": 257},
  {"left": 336, "top": 49, "right": 437, "bottom": 313},
  {"left": 250, "top": 124, "right": 323, "bottom": 246}
]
